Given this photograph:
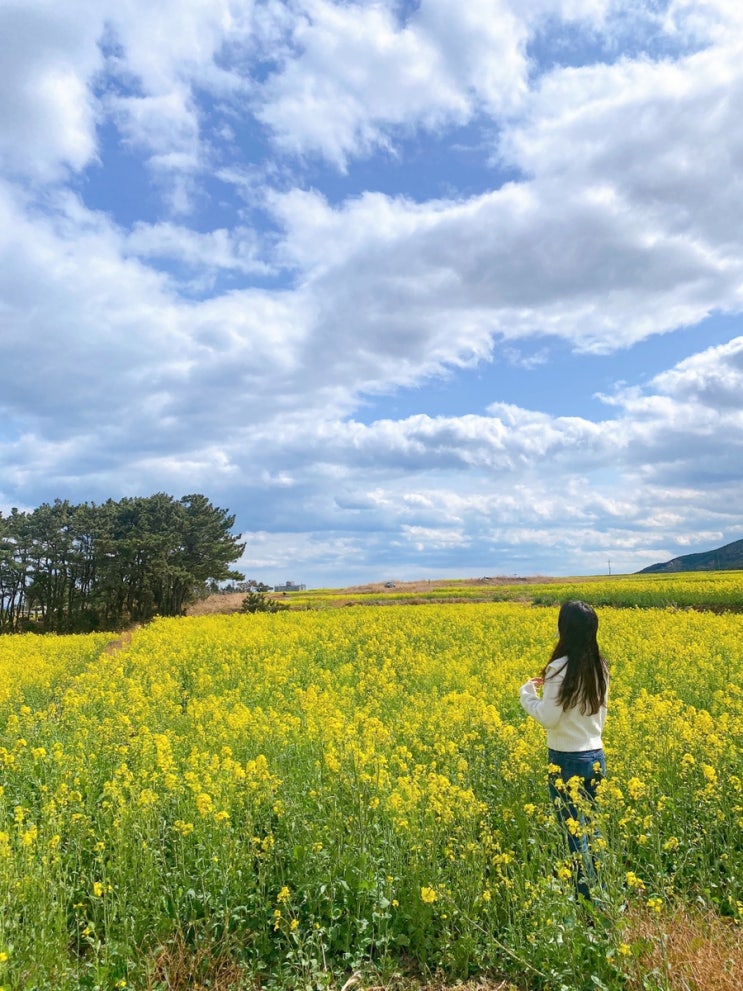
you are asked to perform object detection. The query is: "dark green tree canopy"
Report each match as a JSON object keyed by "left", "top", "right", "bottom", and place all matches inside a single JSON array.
[{"left": 0, "top": 493, "right": 244, "bottom": 633}]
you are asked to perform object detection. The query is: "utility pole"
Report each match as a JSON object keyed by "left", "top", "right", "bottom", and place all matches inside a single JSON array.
[{"left": 608, "top": 558, "right": 612, "bottom": 576}]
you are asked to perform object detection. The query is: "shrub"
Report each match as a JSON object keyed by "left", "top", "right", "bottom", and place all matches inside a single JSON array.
[{"left": 241, "top": 591, "right": 290, "bottom": 613}]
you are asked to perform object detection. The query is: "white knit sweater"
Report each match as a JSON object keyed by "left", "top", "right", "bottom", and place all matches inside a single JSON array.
[{"left": 519, "top": 655, "right": 607, "bottom": 752}]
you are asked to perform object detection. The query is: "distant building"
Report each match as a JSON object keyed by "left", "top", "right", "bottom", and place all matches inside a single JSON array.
[{"left": 274, "top": 580, "right": 307, "bottom": 592}]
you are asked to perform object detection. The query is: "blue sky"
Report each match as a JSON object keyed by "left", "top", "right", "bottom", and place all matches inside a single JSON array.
[{"left": 2, "top": 0, "right": 743, "bottom": 587}]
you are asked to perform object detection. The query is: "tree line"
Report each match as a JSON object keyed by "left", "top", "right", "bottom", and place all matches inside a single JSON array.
[{"left": 0, "top": 493, "right": 245, "bottom": 633}]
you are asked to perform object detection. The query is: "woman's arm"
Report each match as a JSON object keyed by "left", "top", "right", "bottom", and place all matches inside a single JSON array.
[{"left": 519, "top": 664, "right": 565, "bottom": 728}]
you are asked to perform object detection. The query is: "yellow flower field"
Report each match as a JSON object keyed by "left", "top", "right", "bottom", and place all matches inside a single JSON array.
[
  {"left": 1, "top": 599, "right": 742, "bottom": 989},
  {"left": 289, "top": 569, "right": 743, "bottom": 611}
]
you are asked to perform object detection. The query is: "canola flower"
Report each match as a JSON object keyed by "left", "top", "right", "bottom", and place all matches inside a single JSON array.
[{"left": 0, "top": 598, "right": 742, "bottom": 989}]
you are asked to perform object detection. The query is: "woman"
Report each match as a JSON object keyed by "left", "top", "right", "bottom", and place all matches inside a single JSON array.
[{"left": 520, "top": 600, "right": 609, "bottom": 902}]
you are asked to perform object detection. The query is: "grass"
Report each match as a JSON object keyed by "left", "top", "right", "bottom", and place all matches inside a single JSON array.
[{"left": 108, "top": 904, "right": 743, "bottom": 991}]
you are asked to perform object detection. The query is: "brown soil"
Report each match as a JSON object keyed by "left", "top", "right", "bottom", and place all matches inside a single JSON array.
[{"left": 102, "top": 625, "right": 141, "bottom": 652}]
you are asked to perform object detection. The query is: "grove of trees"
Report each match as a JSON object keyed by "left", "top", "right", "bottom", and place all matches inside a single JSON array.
[{"left": 0, "top": 493, "right": 245, "bottom": 633}]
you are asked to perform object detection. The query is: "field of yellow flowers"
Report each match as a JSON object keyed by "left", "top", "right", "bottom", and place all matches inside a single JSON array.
[
  {"left": 1, "top": 596, "right": 742, "bottom": 990},
  {"left": 288, "top": 569, "right": 743, "bottom": 611}
]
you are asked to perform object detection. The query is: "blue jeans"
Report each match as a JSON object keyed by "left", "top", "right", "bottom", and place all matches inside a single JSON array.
[{"left": 547, "top": 748, "right": 606, "bottom": 901}]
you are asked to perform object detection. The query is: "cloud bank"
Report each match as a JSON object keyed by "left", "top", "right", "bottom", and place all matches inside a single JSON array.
[{"left": 1, "top": 0, "right": 742, "bottom": 584}]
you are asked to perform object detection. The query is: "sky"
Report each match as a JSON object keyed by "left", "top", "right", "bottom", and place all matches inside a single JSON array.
[{"left": 2, "top": 0, "right": 743, "bottom": 588}]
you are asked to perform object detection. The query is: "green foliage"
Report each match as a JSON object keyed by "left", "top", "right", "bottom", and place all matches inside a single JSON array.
[
  {"left": 0, "top": 494, "right": 244, "bottom": 633},
  {"left": 241, "top": 591, "right": 290, "bottom": 613}
]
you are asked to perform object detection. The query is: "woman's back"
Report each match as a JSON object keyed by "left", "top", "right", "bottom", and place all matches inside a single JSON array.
[{"left": 521, "top": 655, "right": 608, "bottom": 751}]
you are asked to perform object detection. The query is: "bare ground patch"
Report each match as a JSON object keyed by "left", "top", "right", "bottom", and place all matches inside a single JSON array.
[
  {"left": 187, "top": 592, "right": 248, "bottom": 616},
  {"left": 624, "top": 905, "right": 743, "bottom": 991}
]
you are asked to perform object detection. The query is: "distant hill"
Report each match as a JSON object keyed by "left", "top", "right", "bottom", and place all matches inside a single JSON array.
[{"left": 639, "top": 538, "right": 743, "bottom": 574}]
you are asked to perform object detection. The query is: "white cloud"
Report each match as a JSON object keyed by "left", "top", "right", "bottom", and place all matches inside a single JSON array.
[
  {"left": 0, "top": 184, "right": 177, "bottom": 423},
  {"left": 3, "top": 0, "right": 743, "bottom": 585},
  {"left": 254, "top": 0, "right": 574, "bottom": 167},
  {"left": 107, "top": 89, "right": 200, "bottom": 164},
  {"left": 246, "top": 408, "right": 610, "bottom": 474},
  {"left": 0, "top": 0, "right": 258, "bottom": 192},
  {"left": 399, "top": 524, "right": 469, "bottom": 552},
  {"left": 97, "top": 0, "right": 259, "bottom": 194},
  {"left": 256, "top": 0, "right": 474, "bottom": 166},
  {"left": 103, "top": 0, "right": 250, "bottom": 95},
  {"left": 253, "top": 17, "right": 743, "bottom": 370},
  {"left": 649, "top": 335, "right": 743, "bottom": 408},
  {"left": 218, "top": 331, "right": 743, "bottom": 577},
  {"left": 663, "top": 0, "right": 743, "bottom": 42},
  {"left": 0, "top": 0, "right": 102, "bottom": 179},
  {"left": 503, "top": 42, "right": 743, "bottom": 254},
  {"left": 253, "top": 0, "right": 716, "bottom": 168},
  {"left": 124, "top": 221, "right": 273, "bottom": 281},
  {"left": 266, "top": 176, "right": 727, "bottom": 375}
]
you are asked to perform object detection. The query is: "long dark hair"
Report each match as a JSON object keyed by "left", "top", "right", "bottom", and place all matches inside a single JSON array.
[{"left": 541, "top": 600, "right": 608, "bottom": 715}]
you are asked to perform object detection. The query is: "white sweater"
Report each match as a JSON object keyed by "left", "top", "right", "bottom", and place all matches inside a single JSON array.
[{"left": 519, "top": 656, "right": 607, "bottom": 752}]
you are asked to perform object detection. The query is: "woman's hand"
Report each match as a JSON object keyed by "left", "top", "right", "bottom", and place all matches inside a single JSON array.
[{"left": 530, "top": 676, "right": 544, "bottom": 688}]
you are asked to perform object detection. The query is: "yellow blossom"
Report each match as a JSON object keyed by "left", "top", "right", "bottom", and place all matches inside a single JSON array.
[{"left": 627, "top": 777, "right": 646, "bottom": 801}]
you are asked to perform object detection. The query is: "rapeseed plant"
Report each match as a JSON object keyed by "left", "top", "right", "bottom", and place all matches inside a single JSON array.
[{"left": 0, "top": 600, "right": 742, "bottom": 988}]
